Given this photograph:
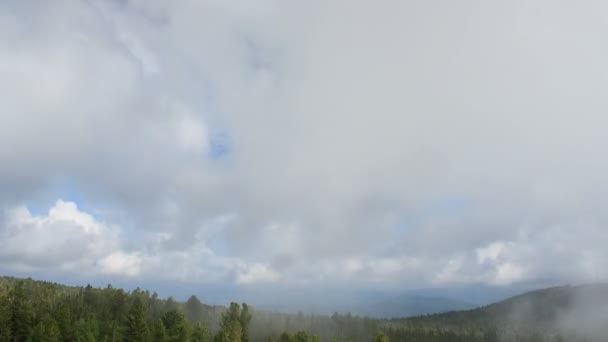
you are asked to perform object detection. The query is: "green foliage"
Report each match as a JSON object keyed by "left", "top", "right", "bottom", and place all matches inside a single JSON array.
[
  {"left": 31, "top": 317, "right": 61, "bottom": 342},
  {"left": 126, "top": 296, "right": 150, "bottom": 342},
  {"left": 186, "top": 295, "right": 205, "bottom": 323},
  {"left": 292, "top": 330, "right": 320, "bottom": 342},
  {"left": 162, "top": 310, "right": 190, "bottom": 342},
  {"left": 483, "top": 328, "right": 498, "bottom": 342},
  {"left": 10, "top": 281, "right": 33, "bottom": 341},
  {"left": 216, "top": 302, "right": 243, "bottom": 342},
  {"left": 223, "top": 303, "right": 242, "bottom": 329},
  {"left": 153, "top": 319, "right": 168, "bottom": 342},
  {"left": 0, "top": 276, "right": 601, "bottom": 342},
  {"left": 217, "top": 319, "right": 242, "bottom": 342},
  {"left": 55, "top": 300, "right": 75, "bottom": 341},
  {"left": 240, "top": 303, "right": 252, "bottom": 342},
  {"left": 74, "top": 319, "right": 99, "bottom": 342},
  {"left": 372, "top": 331, "right": 388, "bottom": 342},
  {"left": 0, "top": 277, "right": 215, "bottom": 342},
  {"left": 0, "top": 289, "right": 12, "bottom": 341},
  {"left": 192, "top": 322, "right": 211, "bottom": 342},
  {"left": 278, "top": 332, "right": 292, "bottom": 342}
]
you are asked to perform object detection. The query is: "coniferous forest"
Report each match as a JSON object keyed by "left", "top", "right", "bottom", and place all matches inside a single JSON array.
[{"left": 1, "top": 276, "right": 606, "bottom": 342}]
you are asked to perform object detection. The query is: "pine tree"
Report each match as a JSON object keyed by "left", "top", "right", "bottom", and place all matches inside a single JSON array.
[
  {"left": 217, "top": 303, "right": 242, "bottom": 342},
  {"left": 185, "top": 295, "right": 204, "bottom": 323},
  {"left": 152, "top": 319, "right": 168, "bottom": 342},
  {"left": 277, "top": 332, "right": 291, "bottom": 342},
  {"left": 32, "top": 321, "right": 46, "bottom": 341},
  {"left": 56, "top": 300, "right": 74, "bottom": 341},
  {"left": 83, "top": 284, "right": 96, "bottom": 315},
  {"left": 294, "top": 331, "right": 310, "bottom": 342},
  {"left": 31, "top": 317, "right": 61, "bottom": 342},
  {"left": 74, "top": 319, "right": 98, "bottom": 342},
  {"left": 192, "top": 322, "right": 210, "bottom": 342},
  {"left": 372, "top": 331, "right": 389, "bottom": 342},
  {"left": 0, "top": 291, "right": 12, "bottom": 342},
  {"left": 10, "top": 282, "right": 32, "bottom": 342},
  {"left": 125, "top": 296, "right": 150, "bottom": 342},
  {"left": 216, "top": 320, "right": 242, "bottom": 342},
  {"left": 162, "top": 310, "right": 189, "bottom": 342},
  {"left": 239, "top": 303, "right": 252, "bottom": 342}
]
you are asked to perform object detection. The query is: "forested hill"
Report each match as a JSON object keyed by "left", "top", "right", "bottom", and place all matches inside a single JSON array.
[
  {"left": 385, "top": 284, "right": 608, "bottom": 341},
  {"left": 1, "top": 276, "right": 607, "bottom": 342}
]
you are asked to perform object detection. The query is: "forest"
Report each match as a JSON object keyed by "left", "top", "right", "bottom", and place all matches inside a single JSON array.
[{"left": 0, "top": 276, "right": 604, "bottom": 342}]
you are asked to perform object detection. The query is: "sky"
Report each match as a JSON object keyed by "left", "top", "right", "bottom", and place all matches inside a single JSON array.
[{"left": 1, "top": 0, "right": 608, "bottom": 303}]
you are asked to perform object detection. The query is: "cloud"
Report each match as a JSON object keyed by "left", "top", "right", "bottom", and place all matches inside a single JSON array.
[
  {"left": 1, "top": 0, "right": 608, "bottom": 291},
  {"left": 236, "top": 263, "right": 280, "bottom": 285},
  {"left": 0, "top": 200, "right": 123, "bottom": 274},
  {"left": 0, "top": 200, "right": 281, "bottom": 285}
]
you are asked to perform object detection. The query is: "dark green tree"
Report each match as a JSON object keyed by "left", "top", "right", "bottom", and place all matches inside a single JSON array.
[
  {"left": 292, "top": 331, "right": 320, "bottom": 342},
  {"left": 125, "top": 296, "right": 150, "bottom": 342},
  {"left": 31, "top": 317, "right": 61, "bottom": 342},
  {"left": 0, "top": 291, "right": 12, "bottom": 341},
  {"left": 223, "top": 303, "right": 241, "bottom": 326},
  {"left": 293, "top": 331, "right": 310, "bottom": 342},
  {"left": 185, "top": 295, "right": 204, "bottom": 323},
  {"left": 192, "top": 322, "right": 210, "bottom": 342},
  {"left": 83, "top": 284, "right": 96, "bottom": 315},
  {"left": 216, "top": 320, "right": 242, "bottom": 342},
  {"left": 55, "top": 300, "right": 74, "bottom": 341},
  {"left": 239, "top": 303, "right": 252, "bottom": 342},
  {"left": 277, "top": 332, "right": 291, "bottom": 342},
  {"left": 216, "top": 302, "right": 243, "bottom": 342},
  {"left": 152, "top": 319, "right": 168, "bottom": 342},
  {"left": 164, "top": 297, "right": 179, "bottom": 312},
  {"left": 162, "top": 310, "right": 189, "bottom": 342},
  {"left": 483, "top": 328, "right": 498, "bottom": 342},
  {"left": 10, "top": 282, "right": 32, "bottom": 342},
  {"left": 372, "top": 331, "right": 389, "bottom": 342},
  {"left": 74, "top": 319, "right": 99, "bottom": 342}
]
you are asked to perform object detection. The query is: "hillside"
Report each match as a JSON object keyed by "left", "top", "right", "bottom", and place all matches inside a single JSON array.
[
  {"left": 386, "top": 284, "right": 608, "bottom": 341},
  {"left": 358, "top": 293, "right": 475, "bottom": 318},
  {"left": 1, "top": 276, "right": 607, "bottom": 341}
]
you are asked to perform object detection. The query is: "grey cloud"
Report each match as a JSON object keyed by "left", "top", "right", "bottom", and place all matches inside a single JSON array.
[{"left": 1, "top": 0, "right": 608, "bottom": 289}]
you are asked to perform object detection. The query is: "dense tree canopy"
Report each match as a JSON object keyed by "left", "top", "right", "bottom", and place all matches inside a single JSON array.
[{"left": 0, "top": 276, "right": 594, "bottom": 342}]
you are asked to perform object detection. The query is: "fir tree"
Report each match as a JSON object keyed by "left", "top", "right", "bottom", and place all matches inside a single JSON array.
[{"left": 125, "top": 296, "right": 150, "bottom": 342}]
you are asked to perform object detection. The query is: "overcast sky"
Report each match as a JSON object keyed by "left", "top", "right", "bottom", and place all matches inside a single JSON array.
[{"left": 1, "top": 0, "right": 608, "bottom": 297}]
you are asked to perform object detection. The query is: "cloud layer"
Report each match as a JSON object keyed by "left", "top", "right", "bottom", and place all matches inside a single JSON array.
[{"left": 2, "top": 0, "right": 608, "bottom": 290}]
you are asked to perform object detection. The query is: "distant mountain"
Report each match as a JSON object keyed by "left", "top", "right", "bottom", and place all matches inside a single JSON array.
[
  {"left": 244, "top": 288, "right": 478, "bottom": 317},
  {"left": 238, "top": 284, "right": 549, "bottom": 318},
  {"left": 403, "top": 282, "right": 555, "bottom": 306},
  {"left": 354, "top": 293, "right": 475, "bottom": 318},
  {"left": 354, "top": 282, "right": 553, "bottom": 318},
  {"left": 391, "top": 283, "right": 608, "bottom": 341}
]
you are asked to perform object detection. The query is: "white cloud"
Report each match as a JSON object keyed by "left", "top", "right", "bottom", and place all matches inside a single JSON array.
[
  {"left": 477, "top": 242, "right": 507, "bottom": 264},
  {"left": 236, "top": 263, "right": 280, "bottom": 285},
  {"left": 171, "top": 102, "right": 210, "bottom": 153},
  {"left": 1, "top": 0, "right": 608, "bottom": 291},
  {"left": 0, "top": 200, "right": 281, "bottom": 285},
  {"left": 0, "top": 200, "right": 123, "bottom": 274},
  {"left": 99, "top": 252, "right": 143, "bottom": 277}
]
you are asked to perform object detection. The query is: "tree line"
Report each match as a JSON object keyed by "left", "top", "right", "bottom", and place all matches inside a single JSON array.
[
  {"left": 0, "top": 277, "right": 236, "bottom": 342},
  {"left": 0, "top": 276, "right": 585, "bottom": 342}
]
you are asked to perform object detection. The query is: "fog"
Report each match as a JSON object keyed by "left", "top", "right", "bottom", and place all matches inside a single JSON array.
[{"left": 490, "top": 284, "right": 608, "bottom": 341}]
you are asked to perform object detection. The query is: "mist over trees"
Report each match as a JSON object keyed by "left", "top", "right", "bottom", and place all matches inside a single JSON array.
[{"left": 0, "top": 276, "right": 605, "bottom": 342}]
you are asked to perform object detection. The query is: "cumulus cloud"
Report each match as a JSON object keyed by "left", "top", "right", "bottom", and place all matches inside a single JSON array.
[
  {"left": 1, "top": 201, "right": 123, "bottom": 274},
  {"left": 1, "top": 0, "right": 608, "bottom": 291},
  {"left": 0, "top": 200, "right": 280, "bottom": 285}
]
